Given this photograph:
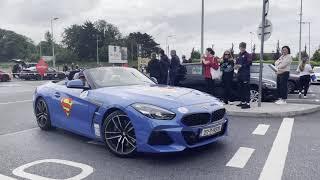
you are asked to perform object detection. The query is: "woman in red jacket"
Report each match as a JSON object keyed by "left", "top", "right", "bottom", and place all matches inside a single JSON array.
[{"left": 202, "top": 48, "right": 219, "bottom": 95}]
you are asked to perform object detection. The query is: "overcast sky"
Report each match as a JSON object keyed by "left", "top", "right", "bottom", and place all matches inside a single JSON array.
[{"left": 0, "top": 0, "right": 319, "bottom": 58}]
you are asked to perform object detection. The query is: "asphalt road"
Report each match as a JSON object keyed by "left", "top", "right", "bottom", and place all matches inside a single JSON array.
[{"left": 0, "top": 80, "right": 319, "bottom": 180}]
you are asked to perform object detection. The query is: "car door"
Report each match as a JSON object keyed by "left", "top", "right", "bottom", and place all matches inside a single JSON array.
[{"left": 50, "top": 83, "right": 92, "bottom": 136}]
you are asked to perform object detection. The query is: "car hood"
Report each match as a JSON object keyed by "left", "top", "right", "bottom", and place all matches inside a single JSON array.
[{"left": 94, "top": 85, "right": 220, "bottom": 109}]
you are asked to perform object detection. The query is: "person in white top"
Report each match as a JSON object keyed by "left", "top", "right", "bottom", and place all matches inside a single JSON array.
[
  {"left": 274, "top": 46, "right": 293, "bottom": 105},
  {"left": 296, "top": 57, "right": 313, "bottom": 98}
]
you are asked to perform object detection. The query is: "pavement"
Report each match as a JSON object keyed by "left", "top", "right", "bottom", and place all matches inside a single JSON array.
[
  {"left": 0, "top": 79, "right": 320, "bottom": 180},
  {"left": 225, "top": 102, "right": 320, "bottom": 118}
]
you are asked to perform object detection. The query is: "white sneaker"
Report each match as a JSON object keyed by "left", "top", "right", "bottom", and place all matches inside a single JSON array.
[
  {"left": 278, "top": 100, "right": 287, "bottom": 105},
  {"left": 304, "top": 95, "right": 307, "bottom": 99},
  {"left": 229, "top": 101, "right": 234, "bottom": 105},
  {"left": 275, "top": 99, "right": 282, "bottom": 104}
]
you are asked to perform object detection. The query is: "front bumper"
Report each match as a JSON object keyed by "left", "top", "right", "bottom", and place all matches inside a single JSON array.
[{"left": 125, "top": 105, "right": 228, "bottom": 153}]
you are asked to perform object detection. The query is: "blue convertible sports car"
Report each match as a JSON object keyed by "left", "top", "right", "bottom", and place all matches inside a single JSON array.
[{"left": 33, "top": 67, "right": 228, "bottom": 157}]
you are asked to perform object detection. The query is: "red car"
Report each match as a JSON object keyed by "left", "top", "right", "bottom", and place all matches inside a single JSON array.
[{"left": 0, "top": 70, "right": 11, "bottom": 82}]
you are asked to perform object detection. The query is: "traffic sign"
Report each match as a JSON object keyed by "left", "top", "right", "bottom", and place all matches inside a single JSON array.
[
  {"left": 257, "top": 19, "right": 272, "bottom": 41},
  {"left": 36, "top": 58, "right": 48, "bottom": 77}
]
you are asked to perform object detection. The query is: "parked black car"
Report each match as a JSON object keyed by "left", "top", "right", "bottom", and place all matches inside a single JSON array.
[
  {"left": 19, "top": 67, "right": 65, "bottom": 80},
  {"left": 176, "top": 63, "right": 280, "bottom": 102}
]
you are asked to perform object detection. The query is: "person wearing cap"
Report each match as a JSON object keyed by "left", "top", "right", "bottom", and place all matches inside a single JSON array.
[{"left": 235, "top": 42, "right": 252, "bottom": 109}]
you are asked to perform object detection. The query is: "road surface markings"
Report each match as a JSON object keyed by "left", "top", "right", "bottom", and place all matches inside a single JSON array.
[
  {"left": 226, "top": 147, "right": 255, "bottom": 168},
  {"left": 258, "top": 118, "right": 294, "bottom": 180},
  {"left": 87, "top": 140, "right": 105, "bottom": 146},
  {"left": 0, "top": 174, "right": 17, "bottom": 180},
  {"left": 12, "top": 159, "right": 94, "bottom": 180},
  {"left": 0, "top": 128, "right": 38, "bottom": 137},
  {"left": 252, "top": 124, "right": 270, "bottom": 135},
  {"left": 0, "top": 100, "right": 32, "bottom": 105}
]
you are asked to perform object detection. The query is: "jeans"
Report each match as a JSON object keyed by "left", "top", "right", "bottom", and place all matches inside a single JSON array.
[
  {"left": 277, "top": 72, "right": 290, "bottom": 100},
  {"left": 239, "top": 80, "right": 250, "bottom": 103},
  {"left": 299, "top": 75, "right": 311, "bottom": 96},
  {"left": 222, "top": 73, "right": 234, "bottom": 103},
  {"left": 205, "top": 78, "right": 215, "bottom": 95}
]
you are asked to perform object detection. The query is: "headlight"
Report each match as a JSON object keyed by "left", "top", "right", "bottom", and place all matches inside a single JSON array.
[{"left": 132, "top": 103, "right": 176, "bottom": 120}]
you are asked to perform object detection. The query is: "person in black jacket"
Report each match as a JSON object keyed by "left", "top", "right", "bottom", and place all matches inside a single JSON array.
[
  {"left": 235, "top": 42, "right": 252, "bottom": 109},
  {"left": 159, "top": 49, "right": 170, "bottom": 85},
  {"left": 147, "top": 53, "right": 161, "bottom": 82},
  {"left": 220, "top": 50, "right": 235, "bottom": 105},
  {"left": 169, "top": 50, "right": 181, "bottom": 86}
]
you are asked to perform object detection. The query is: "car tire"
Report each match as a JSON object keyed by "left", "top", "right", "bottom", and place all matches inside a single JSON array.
[
  {"left": 250, "top": 87, "right": 259, "bottom": 103},
  {"left": 1, "top": 75, "right": 8, "bottom": 82},
  {"left": 287, "top": 81, "right": 295, "bottom": 94},
  {"left": 35, "top": 98, "right": 53, "bottom": 131},
  {"left": 102, "top": 110, "right": 137, "bottom": 158}
]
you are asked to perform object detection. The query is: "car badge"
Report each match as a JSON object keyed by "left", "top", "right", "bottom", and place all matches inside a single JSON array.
[{"left": 61, "top": 98, "right": 73, "bottom": 117}]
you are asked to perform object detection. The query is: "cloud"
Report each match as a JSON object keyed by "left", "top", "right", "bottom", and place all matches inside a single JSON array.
[{"left": 0, "top": 0, "right": 318, "bottom": 57}]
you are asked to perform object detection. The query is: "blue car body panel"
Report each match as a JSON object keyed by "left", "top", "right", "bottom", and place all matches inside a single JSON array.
[{"left": 33, "top": 81, "right": 228, "bottom": 153}]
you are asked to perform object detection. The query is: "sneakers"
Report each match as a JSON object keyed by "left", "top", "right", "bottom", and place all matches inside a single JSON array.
[
  {"left": 236, "top": 102, "right": 245, "bottom": 107},
  {"left": 299, "top": 93, "right": 302, "bottom": 99},
  {"left": 241, "top": 104, "right": 251, "bottom": 109},
  {"left": 304, "top": 95, "right": 307, "bottom": 99},
  {"left": 229, "top": 101, "right": 235, "bottom": 105},
  {"left": 275, "top": 99, "right": 287, "bottom": 105}
]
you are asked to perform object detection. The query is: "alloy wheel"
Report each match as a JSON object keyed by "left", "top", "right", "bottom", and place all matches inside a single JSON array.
[
  {"left": 35, "top": 99, "right": 49, "bottom": 129},
  {"left": 104, "top": 114, "right": 136, "bottom": 156},
  {"left": 250, "top": 89, "right": 259, "bottom": 103}
]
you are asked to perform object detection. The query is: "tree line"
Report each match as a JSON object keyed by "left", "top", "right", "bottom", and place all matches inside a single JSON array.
[{"left": 0, "top": 19, "right": 161, "bottom": 63}]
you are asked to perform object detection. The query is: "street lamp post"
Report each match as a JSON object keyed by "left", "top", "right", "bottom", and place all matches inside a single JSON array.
[
  {"left": 250, "top": 32, "right": 254, "bottom": 53},
  {"left": 300, "top": 21, "right": 311, "bottom": 60},
  {"left": 298, "top": 0, "right": 303, "bottom": 62},
  {"left": 201, "top": 0, "right": 204, "bottom": 55},
  {"left": 166, "top": 35, "right": 175, "bottom": 55},
  {"left": 96, "top": 35, "right": 99, "bottom": 65},
  {"left": 51, "top": 17, "right": 59, "bottom": 68}
]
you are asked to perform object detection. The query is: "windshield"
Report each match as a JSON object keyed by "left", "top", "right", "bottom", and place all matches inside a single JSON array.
[
  {"left": 87, "top": 67, "right": 155, "bottom": 87},
  {"left": 314, "top": 67, "right": 320, "bottom": 73}
]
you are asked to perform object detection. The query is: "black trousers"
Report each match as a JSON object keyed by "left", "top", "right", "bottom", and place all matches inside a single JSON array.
[
  {"left": 299, "top": 75, "right": 311, "bottom": 96},
  {"left": 239, "top": 80, "right": 250, "bottom": 103},
  {"left": 205, "top": 78, "right": 215, "bottom": 95},
  {"left": 277, "top": 72, "right": 290, "bottom": 100},
  {"left": 222, "top": 73, "right": 233, "bottom": 103}
]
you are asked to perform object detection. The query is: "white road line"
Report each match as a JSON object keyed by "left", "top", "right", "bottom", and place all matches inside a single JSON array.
[
  {"left": 87, "top": 141, "right": 105, "bottom": 146},
  {"left": 0, "top": 100, "right": 32, "bottom": 105},
  {"left": 258, "top": 118, "right": 294, "bottom": 180},
  {"left": 0, "top": 174, "right": 17, "bottom": 180},
  {"left": 252, "top": 124, "right": 270, "bottom": 135},
  {"left": 0, "top": 128, "right": 38, "bottom": 137},
  {"left": 226, "top": 147, "right": 255, "bottom": 168}
]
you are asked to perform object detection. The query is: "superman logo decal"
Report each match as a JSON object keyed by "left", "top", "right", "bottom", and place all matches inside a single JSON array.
[{"left": 61, "top": 98, "right": 73, "bottom": 117}]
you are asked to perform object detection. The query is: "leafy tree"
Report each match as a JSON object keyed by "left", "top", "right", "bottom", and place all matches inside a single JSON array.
[
  {"left": 125, "top": 32, "right": 160, "bottom": 60},
  {"left": 191, "top": 49, "right": 201, "bottom": 60},
  {"left": 312, "top": 49, "right": 320, "bottom": 62},
  {"left": 0, "top": 28, "right": 36, "bottom": 62}
]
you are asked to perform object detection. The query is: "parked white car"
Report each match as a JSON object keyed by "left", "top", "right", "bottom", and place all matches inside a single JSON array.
[{"left": 312, "top": 66, "right": 320, "bottom": 83}]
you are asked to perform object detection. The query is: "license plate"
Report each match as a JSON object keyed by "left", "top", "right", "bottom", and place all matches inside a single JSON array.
[{"left": 200, "top": 125, "right": 222, "bottom": 137}]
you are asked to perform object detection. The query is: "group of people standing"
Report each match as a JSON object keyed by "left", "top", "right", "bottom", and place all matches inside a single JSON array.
[
  {"left": 147, "top": 43, "right": 314, "bottom": 109},
  {"left": 202, "top": 42, "right": 252, "bottom": 109},
  {"left": 146, "top": 49, "right": 181, "bottom": 86}
]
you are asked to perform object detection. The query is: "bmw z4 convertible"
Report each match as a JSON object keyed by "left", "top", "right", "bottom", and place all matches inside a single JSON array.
[{"left": 33, "top": 67, "right": 228, "bottom": 157}]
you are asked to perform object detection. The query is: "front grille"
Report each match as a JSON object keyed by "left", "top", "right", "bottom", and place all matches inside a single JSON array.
[
  {"left": 212, "top": 108, "right": 226, "bottom": 122},
  {"left": 181, "top": 113, "right": 211, "bottom": 127}
]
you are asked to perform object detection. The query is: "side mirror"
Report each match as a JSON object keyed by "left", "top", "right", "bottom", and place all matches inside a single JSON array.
[
  {"left": 67, "top": 79, "right": 87, "bottom": 89},
  {"left": 150, "top": 77, "right": 158, "bottom": 84}
]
